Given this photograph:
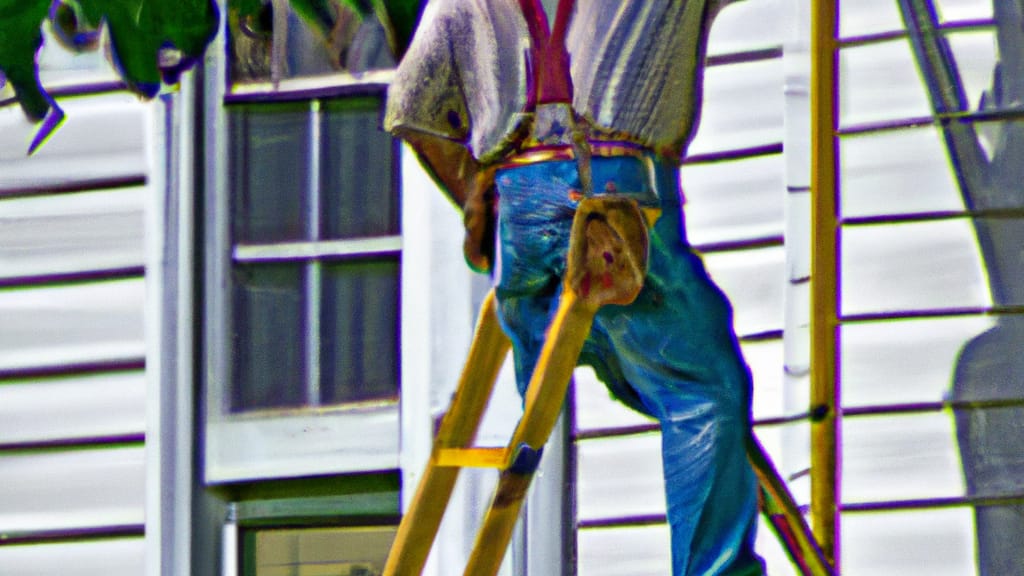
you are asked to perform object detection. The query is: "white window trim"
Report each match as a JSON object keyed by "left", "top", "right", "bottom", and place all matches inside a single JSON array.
[
  {"left": 233, "top": 236, "right": 402, "bottom": 262},
  {"left": 199, "top": 15, "right": 570, "bottom": 572},
  {"left": 206, "top": 405, "right": 401, "bottom": 482},
  {"left": 227, "top": 69, "right": 396, "bottom": 99},
  {"left": 147, "top": 73, "right": 197, "bottom": 576},
  {"left": 201, "top": 28, "right": 417, "bottom": 485}
]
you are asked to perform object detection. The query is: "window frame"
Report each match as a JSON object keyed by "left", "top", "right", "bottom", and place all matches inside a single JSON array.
[
  {"left": 224, "top": 96, "right": 403, "bottom": 413},
  {"left": 200, "top": 7, "right": 572, "bottom": 573},
  {"left": 203, "top": 22, "right": 404, "bottom": 484},
  {"left": 219, "top": 473, "right": 401, "bottom": 576}
]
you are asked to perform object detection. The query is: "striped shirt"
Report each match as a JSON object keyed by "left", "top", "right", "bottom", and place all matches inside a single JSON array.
[{"left": 385, "top": 0, "right": 739, "bottom": 163}]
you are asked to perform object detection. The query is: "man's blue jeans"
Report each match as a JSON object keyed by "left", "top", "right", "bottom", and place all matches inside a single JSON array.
[{"left": 492, "top": 155, "right": 764, "bottom": 575}]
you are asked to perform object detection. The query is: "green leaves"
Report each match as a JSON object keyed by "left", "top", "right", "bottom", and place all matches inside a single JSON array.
[
  {"left": 230, "top": 0, "right": 423, "bottom": 61},
  {"left": 74, "top": 0, "right": 220, "bottom": 93},
  {"left": 0, "top": 0, "right": 53, "bottom": 122},
  {"left": 370, "top": 0, "right": 419, "bottom": 59},
  {"left": 0, "top": 0, "right": 423, "bottom": 153},
  {"left": 0, "top": 0, "right": 219, "bottom": 153}
]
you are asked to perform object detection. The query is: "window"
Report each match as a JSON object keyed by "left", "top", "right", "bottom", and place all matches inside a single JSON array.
[
  {"left": 204, "top": 1, "right": 403, "bottom": 483},
  {"left": 244, "top": 526, "right": 397, "bottom": 576},
  {"left": 221, "top": 474, "right": 401, "bottom": 576},
  {"left": 227, "top": 97, "right": 400, "bottom": 413},
  {"left": 228, "top": 0, "right": 395, "bottom": 87}
]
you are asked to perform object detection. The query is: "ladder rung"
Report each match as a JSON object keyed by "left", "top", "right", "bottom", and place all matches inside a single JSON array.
[{"left": 435, "top": 447, "right": 508, "bottom": 469}]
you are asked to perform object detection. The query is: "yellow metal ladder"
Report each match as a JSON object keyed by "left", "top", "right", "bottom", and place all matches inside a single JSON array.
[{"left": 382, "top": 197, "right": 834, "bottom": 576}]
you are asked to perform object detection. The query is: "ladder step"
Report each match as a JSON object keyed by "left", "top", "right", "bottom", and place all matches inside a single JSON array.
[{"left": 435, "top": 447, "right": 508, "bottom": 469}]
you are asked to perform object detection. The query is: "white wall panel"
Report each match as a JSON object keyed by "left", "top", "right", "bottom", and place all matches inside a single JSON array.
[
  {"left": 840, "top": 219, "right": 991, "bottom": 316},
  {"left": 0, "top": 538, "right": 144, "bottom": 576},
  {"left": 946, "top": 30, "right": 998, "bottom": 111},
  {"left": 842, "top": 508, "right": 976, "bottom": 576},
  {"left": 690, "top": 58, "right": 785, "bottom": 156},
  {"left": 0, "top": 33, "right": 153, "bottom": 575},
  {"left": 0, "top": 93, "right": 148, "bottom": 191},
  {"left": 841, "top": 316, "right": 995, "bottom": 408},
  {"left": 682, "top": 154, "right": 785, "bottom": 246},
  {"left": 0, "top": 277, "right": 145, "bottom": 372},
  {"left": 704, "top": 246, "right": 786, "bottom": 337},
  {"left": 934, "top": 0, "right": 993, "bottom": 23},
  {"left": 709, "top": 0, "right": 784, "bottom": 56},
  {"left": 840, "top": 40, "right": 932, "bottom": 129},
  {"left": 576, "top": 433, "right": 665, "bottom": 522},
  {"left": 0, "top": 187, "right": 145, "bottom": 280},
  {"left": 842, "top": 413, "right": 966, "bottom": 504},
  {"left": 840, "top": 127, "right": 965, "bottom": 219},
  {"left": 578, "top": 525, "right": 672, "bottom": 576},
  {"left": 0, "top": 446, "right": 145, "bottom": 533},
  {"left": 743, "top": 339, "right": 786, "bottom": 421},
  {"left": 0, "top": 371, "right": 145, "bottom": 444},
  {"left": 839, "top": 0, "right": 905, "bottom": 38}
]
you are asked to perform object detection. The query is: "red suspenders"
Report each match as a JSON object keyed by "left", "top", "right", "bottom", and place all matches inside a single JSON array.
[{"left": 517, "top": 0, "right": 576, "bottom": 107}]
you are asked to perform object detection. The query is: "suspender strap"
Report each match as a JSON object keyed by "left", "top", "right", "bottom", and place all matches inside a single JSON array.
[{"left": 517, "top": 0, "right": 575, "bottom": 107}]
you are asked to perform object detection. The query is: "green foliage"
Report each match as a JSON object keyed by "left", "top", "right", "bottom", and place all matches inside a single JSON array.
[
  {"left": 0, "top": 0, "right": 219, "bottom": 152},
  {"left": 372, "top": 0, "right": 419, "bottom": 59},
  {"left": 291, "top": 0, "right": 351, "bottom": 39},
  {"left": 79, "top": 0, "right": 220, "bottom": 95},
  {"left": 0, "top": 0, "right": 53, "bottom": 121},
  {"left": 0, "top": 0, "right": 422, "bottom": 153},
  {"left": 229, "top": 0, "right": 422, "bottom": 61}
]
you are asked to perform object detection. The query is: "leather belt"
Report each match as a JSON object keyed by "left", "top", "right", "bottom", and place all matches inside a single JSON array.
[{"left": 498, "top": 141, "right": 663, "bottom": 209}]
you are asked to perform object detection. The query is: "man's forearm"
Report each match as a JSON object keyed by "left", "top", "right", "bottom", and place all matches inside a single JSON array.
[{"left": 397, "top": 129, "right": 483, "bottom": 209}]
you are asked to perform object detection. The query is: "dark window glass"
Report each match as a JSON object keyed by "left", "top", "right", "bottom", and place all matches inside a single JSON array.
[
  {"left": 230, "top": 103, "right": 311, "bottom": 243},
  {"left": 321, "top": 98, "right": 399, "bottom": 239},
  {"left": 225, "top": 93, "right": 398, "bottom": 414},
  {"left": 232, "top": 263, "right": 307, "bottom": 412},
  {"left": 321, "top": 258, "right": 400, "bottom": 404}
]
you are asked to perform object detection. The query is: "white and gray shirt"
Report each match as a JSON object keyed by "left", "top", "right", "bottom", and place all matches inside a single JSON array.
[{"left": 385, "top": 0, "right": 739, "bottom": 163}]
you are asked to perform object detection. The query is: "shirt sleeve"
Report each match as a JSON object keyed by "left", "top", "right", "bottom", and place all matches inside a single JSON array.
[{"left": 384, "top": 0, "right": 471, "bottom": 145}]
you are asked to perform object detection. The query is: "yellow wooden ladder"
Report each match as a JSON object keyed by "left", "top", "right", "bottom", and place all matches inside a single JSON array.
[{"left": 382, "top": 197, "right": 834, "bottom": 576}]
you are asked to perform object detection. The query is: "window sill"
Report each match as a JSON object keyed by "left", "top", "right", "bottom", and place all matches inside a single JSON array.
[{"left": 205, "top": 402, "right": 399, "bottom": 484}]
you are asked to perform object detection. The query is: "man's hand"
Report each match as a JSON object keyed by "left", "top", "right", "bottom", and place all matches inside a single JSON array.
[{"left": 462, "top": 167, "right": 497, "bottom": 273}]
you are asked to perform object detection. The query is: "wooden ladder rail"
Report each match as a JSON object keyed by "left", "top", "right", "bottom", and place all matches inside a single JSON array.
[{"left": 383, "top": 197, "right": 835, "bottom": 575}]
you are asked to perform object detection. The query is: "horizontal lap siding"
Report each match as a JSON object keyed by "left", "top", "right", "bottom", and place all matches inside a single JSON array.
[
  {"left": 0, "top": 90, "right": 150, "bottom": 574},
  {"left": 572, "top": 1, "right": 797, "bottom": 574}
]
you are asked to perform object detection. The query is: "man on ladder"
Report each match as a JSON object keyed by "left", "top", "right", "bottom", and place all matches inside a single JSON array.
[{"left": 385, "top": 1, "right": 764, "bottom": 574}]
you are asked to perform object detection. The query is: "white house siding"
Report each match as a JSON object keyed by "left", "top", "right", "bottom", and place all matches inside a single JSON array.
[
  {"left": 575, "top": 0, "right": 1016, "bottom": 571},
  {"left": 572, "top": 1, "right": 797, "bottom": 574},
  {"left": 0, "top": 87, "right": 151, "bottom": 574}
]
